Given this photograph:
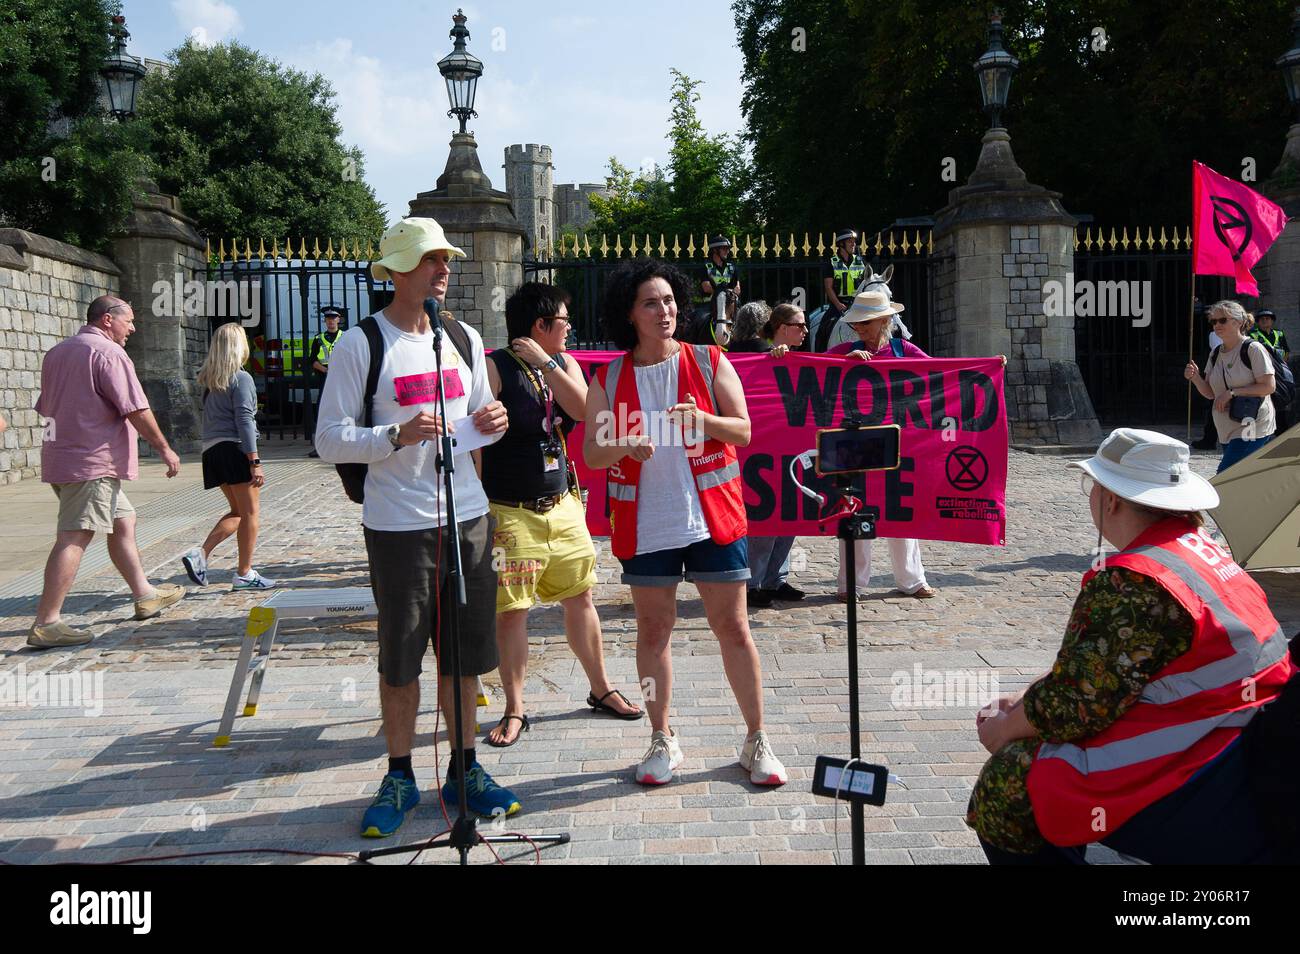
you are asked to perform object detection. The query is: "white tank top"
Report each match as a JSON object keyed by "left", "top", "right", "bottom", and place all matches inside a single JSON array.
[{"left": 632, "top": 354, "right": 710, "bottom": 555}]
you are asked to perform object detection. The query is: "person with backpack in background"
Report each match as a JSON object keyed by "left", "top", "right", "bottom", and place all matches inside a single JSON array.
[
  {"left": 314, "top": 217, "right": 514, "bottom": 836},
  {"left": 1184, "top": 300, "right": 1281, "bottom": 473}
]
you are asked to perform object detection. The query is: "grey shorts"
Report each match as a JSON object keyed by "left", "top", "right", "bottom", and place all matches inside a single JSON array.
[
  {"left": 364, "top": 513, "right": 499, "bottom": 687},
  {"left": 51, "top": 478, "right": 135, "bottom": 533}
]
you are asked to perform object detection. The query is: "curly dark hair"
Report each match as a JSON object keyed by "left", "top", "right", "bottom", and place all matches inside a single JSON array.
[{"left": 600, "top": 258, "right": 694, "bottom": 351}]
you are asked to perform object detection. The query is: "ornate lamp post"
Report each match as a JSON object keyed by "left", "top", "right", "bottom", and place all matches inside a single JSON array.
[
  {"left": 100, "top": 15, "right": 146, "bottom": 121},
  {"left": 1278, "top": 7, "right": 1300, "bottom": 123},
  {"left": 437, "top": 9, "right": 483, "bottom": 134},
  {"left": 973, "top": 10, "right": 1020, "bottom": 130}
]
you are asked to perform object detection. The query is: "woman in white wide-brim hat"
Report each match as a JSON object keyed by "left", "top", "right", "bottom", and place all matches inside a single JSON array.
[
  {"left": 968, "top": 428, "right": 1296, "bottom": 864},
  {"left": 829, "top": 290, "right": 936, "bottom": 599}
]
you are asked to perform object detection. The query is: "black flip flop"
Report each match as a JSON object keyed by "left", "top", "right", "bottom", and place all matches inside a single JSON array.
[
  {"left": 587, "top": 689, "right": 644, "bottom": 721},
  {"left": 484, "top": 713, "right": 530, "bottom": 747}
]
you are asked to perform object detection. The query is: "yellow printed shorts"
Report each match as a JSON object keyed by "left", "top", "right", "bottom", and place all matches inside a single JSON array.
[{"left": 489, "top": 492, "right": 597, "bottom": 613}]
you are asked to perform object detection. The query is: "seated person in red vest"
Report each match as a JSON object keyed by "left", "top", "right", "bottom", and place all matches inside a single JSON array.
[
  {"left": 968, "top": 428, "right": 1295, "bottom": 863},
  {"left": 583, "top": 258, "right": 787, "bottom": 787}
]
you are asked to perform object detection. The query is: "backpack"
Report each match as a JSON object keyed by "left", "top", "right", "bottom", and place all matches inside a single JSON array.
[
  {"left": 1210, "top": 340, "right": 1296, "bottom": 414},
  {"left": 334, "top": 314, "right": 476, "bottom": 504}
]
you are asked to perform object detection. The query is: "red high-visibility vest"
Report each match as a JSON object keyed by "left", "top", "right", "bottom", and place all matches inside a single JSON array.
[
  {"left": 596, "top": 344, "right": 747, "bottom": 561},
  {"left": 1027, "top": 518, "right": 1294, "bottom": 846}
]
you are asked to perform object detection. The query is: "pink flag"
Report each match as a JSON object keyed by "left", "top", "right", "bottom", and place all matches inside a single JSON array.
[{"left": 1192, "top": 161, "right": 1288, "bottom": 297}]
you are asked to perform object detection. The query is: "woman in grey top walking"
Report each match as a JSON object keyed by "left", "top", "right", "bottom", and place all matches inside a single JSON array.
[{"left": 182, "top": 322, "right": 275, "bottom": 589}]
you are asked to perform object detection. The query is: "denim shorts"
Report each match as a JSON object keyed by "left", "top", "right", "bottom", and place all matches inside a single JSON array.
[{"left": 619, "top": 537, "right": 751, "bottom": 587}]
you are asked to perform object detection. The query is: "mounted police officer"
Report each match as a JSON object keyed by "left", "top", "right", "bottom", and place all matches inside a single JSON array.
[
  {"left": 306, "top": 306, "right": 343, "bottom": 457},
  {"left": 817, "top": 228, "right": 866, "bottom": 352},
  {"left": 699, "top": 235, "right": 741, "bottom": 305}
]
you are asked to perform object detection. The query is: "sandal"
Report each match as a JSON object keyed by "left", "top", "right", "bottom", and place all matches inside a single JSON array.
[
  {"left": 586, "top": 689, "right": 644, "bottom": 721},
  {"left": 484, "top": 713, "right": 530, "bottom": 748}
]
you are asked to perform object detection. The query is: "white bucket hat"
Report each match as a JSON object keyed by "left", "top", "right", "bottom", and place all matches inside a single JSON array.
[
  {"left": 370, "top": 217, "right": 466, "bottom": 281},
  {"left": 839, "top": 289, "right": 905, "bottom": 325},
  {"left": 1068, "top": 428, "right": 1219, "bottom": 511}
]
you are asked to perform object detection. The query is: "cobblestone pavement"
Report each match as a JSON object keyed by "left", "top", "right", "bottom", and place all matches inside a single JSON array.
[{"left": 0, "top": 444, "right": 1296, "bottom": 865}]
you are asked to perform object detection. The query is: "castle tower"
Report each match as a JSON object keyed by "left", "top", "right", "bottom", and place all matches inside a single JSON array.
[
  {"left": 503, "top": 144, "right": 554, "bottom": 254},
  {"left": 554, "top": 182, "right": 612, "bottom": 233}
]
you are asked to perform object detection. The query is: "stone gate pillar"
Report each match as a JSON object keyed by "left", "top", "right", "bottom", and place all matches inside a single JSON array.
[
  {"left": 110, "top": 180, "right": 208, "bottom": 451},
  {"left": 932, "top": 128, "right": 1102, "bottom": 447}
]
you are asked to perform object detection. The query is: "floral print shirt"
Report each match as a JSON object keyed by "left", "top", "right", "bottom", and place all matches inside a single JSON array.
[{"left": 966, "top": 567, "right": 1193, "bottom": 853}]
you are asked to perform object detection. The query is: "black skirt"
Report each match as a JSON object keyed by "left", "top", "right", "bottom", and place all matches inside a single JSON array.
[{"left": 202, "top": 441, "right": 253, "bottom": 489}]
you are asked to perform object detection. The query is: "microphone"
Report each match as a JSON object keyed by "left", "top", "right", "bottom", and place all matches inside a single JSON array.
[{"left": 423, "top": 296, "right": 443, "bottom": 346}]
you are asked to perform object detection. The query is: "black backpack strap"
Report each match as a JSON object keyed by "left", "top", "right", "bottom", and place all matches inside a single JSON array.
[
  {"left": 1208, "top": 344, "right": 1222, "bottom": 368},
  {"left": 441, "top": 316, "right": 476, "bottom": 374},
  {"left": 359, "top": 315, "right": 383, "bottom": 428}
]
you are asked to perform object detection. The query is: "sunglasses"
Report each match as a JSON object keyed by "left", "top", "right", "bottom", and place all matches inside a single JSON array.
[
  {"left": 784, "top": 322, "right": 807, "bottom": 329},
  {"left": 1208, "top": 316, "right": 1233, "bottom": 326}
]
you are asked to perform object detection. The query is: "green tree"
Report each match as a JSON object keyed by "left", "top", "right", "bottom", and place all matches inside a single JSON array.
[
  {"left": 734, "top": 0, "right": 1297, "bottom": 232},
  {"left": 138, "top": 39, "right": 386, "bottom": 243},
  {"left": 0, "top": 0, "right": 153, "bottom": 251},
  {"left": 589, "top": 70, "right": 757, "bottom": 239}
]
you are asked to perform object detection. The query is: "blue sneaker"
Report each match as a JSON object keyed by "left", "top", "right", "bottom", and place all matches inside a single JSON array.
[
  {"left": 360, "top": 773, "right": 420, "bottom": 838},
  {"left": 441, "top": 763, "right": 521, "bottom": 819}
]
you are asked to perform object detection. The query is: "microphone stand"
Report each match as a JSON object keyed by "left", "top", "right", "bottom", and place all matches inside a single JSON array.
[
  {"left": 830, "top": 472, "right": 878, "bottom": 868},
  {"left": 358, "top": 297, "right": 569, "bottom": 865}
]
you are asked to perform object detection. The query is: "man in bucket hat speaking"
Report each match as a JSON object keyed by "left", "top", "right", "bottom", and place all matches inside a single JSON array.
[{"left": 316, "top": 217, "right": 519, "bottom": 836}]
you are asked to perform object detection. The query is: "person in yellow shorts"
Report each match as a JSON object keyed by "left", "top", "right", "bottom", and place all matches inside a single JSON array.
[{"left": 481, "top": 283, "right": 643, "bottom": 746}]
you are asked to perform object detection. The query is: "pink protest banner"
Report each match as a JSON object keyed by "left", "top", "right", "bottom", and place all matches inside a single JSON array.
[{"left": 565, "top": 350, "right": 1007, "bottom": 546}]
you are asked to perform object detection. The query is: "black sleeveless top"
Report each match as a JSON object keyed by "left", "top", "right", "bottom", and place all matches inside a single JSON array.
[{"left": 481, "top": 349, "right": 577, "bottom": 501}]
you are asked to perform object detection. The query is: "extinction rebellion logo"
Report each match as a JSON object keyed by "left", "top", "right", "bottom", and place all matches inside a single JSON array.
[
  {"left": 945, "top": 445, "right": 988, "bottom": 491},
  {"left": 937, "top": 445, "right": 998, "bottom": 523},
  {"left": 1210, "top": 195, "right": 1252, "bottom": 261}
]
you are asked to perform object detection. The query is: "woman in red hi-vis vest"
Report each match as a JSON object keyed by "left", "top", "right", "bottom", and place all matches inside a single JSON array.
[
  {"left": 967, "top": 428, "right": 1296, "bottom": 864},
  {"left": 583, "top": 259, "right": 787, "bottom": 788}
]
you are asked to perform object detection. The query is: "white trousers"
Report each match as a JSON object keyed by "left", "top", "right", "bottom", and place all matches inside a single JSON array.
[{"left": 836, "top": 537, "right": 929, "bottom": 594}]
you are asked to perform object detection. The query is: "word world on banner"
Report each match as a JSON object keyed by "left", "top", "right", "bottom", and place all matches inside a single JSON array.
[{"left": 566, "top": 351, "right": 1008, "bottom": 547}]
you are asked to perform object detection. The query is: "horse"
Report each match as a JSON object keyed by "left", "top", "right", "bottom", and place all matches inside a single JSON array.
[
  {"left": 810, "top": 264, "right": 912, "bottom": 352},
  {"left": 678, "top": 287, "right": 737, "bottom": 348}
]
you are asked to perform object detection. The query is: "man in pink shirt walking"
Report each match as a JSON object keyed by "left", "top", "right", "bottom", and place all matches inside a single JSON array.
[{"left": 30, "top": 295, "right": 186, "bottom": 648}]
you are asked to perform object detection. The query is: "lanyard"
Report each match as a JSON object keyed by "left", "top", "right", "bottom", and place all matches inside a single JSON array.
[{"left": 506, "top": 349, "right": 557, "bottom": 441}]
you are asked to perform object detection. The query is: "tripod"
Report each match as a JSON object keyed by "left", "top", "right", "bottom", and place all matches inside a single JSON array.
[
  {"left": 833, "top": 475, "right": 878, "bottom": 867},
  {"left": 358, "top": 299, "right": 570, "bottom": 865}
]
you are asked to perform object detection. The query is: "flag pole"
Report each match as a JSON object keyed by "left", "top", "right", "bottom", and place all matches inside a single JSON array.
[{"left": 1187, "top": 260, "right": 1195, "bottom": 444}]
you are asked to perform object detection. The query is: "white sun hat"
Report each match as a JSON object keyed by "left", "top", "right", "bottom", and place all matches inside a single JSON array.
[
  {"left": 370, "top": 217, "right": 466, "bottom": 281},
  {"left": 1067, "top": 428, "right": 1219, "bottom": 511}
]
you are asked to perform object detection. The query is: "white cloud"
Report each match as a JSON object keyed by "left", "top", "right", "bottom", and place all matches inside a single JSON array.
[{"left": 171, "top": 0, "right": 243, "bottom": 46}]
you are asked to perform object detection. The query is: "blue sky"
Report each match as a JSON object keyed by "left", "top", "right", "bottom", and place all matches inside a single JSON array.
[{"left": 120, "top": 0, "right": 749, "bottom": 223}]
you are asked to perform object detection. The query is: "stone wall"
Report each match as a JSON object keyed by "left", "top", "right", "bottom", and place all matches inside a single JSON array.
[
  {"left": 0, "top": 230, "right": 122, "bottom": 484},
  {"left": 441, "top": 228, "right": 521, "bottom": 350},
  {"left": 554, "top": 182, "right": 609, "bottom": 233}
]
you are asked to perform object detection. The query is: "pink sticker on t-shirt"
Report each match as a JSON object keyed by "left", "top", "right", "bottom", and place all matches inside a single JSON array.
[{"left": 394, "top": 369, "right": 465, "bottom": 406}]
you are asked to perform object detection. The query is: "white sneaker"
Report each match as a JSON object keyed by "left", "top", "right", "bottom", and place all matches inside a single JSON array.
[
  {"left": 740, "top": 729, "right": 787, "bottom": 786},
  {"left": 232, "top": 570, "right": 276, "bottom": 591},
  {"left": 635, "top": 729, "right": 683, "bottom": 785},
  {"left": 182, "top": 547, "right": 207, "bottom": 586}
]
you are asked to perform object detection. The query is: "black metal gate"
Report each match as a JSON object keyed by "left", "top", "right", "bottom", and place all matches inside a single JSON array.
[
  {"left": 209, "top": 246, "right": 391, "bottom": 439},
  {"left": 1073, "top": 228, "right": 1233, "bottom": 425}
]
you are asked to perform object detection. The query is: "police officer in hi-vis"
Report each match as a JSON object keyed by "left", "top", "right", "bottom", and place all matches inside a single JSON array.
[
  {"left": 306, "top": 306, "right": 343, "bottom": 458},
  {"left": 816, "top": 228, "right": 866, "bottom": 352},
  {"left": 699, "top": 235, "right": 741, "bottom": 305}
]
